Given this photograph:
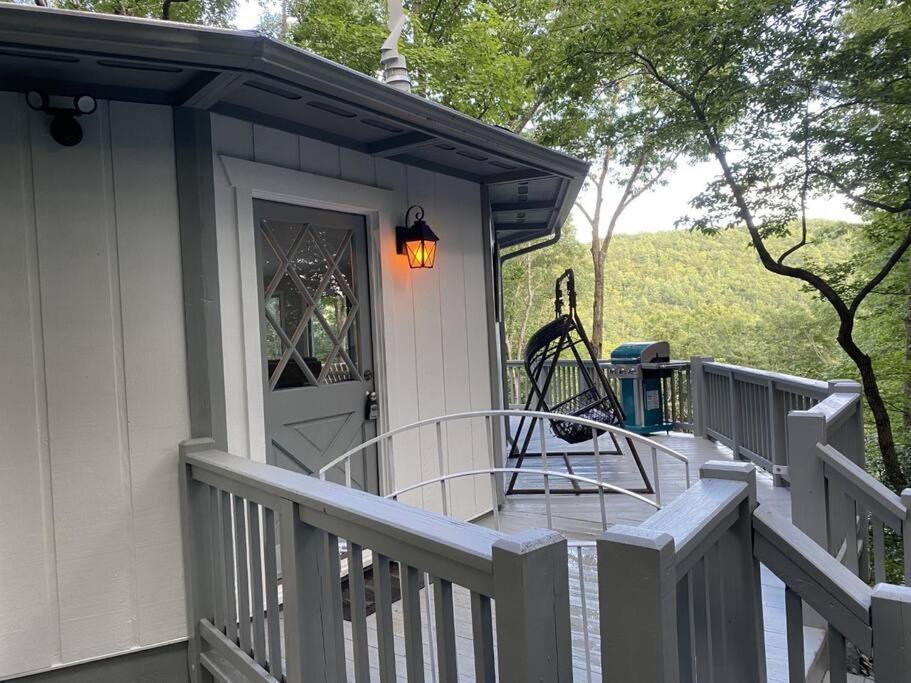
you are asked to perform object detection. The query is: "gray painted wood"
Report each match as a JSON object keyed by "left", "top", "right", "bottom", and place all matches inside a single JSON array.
[
  {"left": 186, "top": 448, "right": 501, "bottom": 593},
  {"left": 870, "top": 584, "right": 911, "bottom": 683},
  {"left": 221, "top": 491, "right": 239, "bottom": 644},
  {"left": 374, "top": 555, "right": 397, "bottom": 682},
  {"left": 753, "top": 507, "right": 873, "bottom": 655},
  {"left": 347, "top": 543, "right": 371, "bottom": 683},
  {"left": 232, "top": 495, "right": 252, "bottom": 656},
  {"left": 400, "top": 564, "right": 425, "bottom": 682},
  {"left": 279, "top": 500, "right": 334, "bottom": 682},
  {"left": 180, "top": 440, "right": 218, "bottom": 683},
  {"left": 599, "top": 526, "right": 678, "bottom": 683},
  {"left": 827, "top": 625, "right": 847, "bottom": 683},
  {"left": 433, "top": 578, "right": 459, "bottom": 683},
  {"left": 784, "top": 587, "right": 805, "bottom": 683},
  {"left": 174, "top": 108, "right": 228, "bottom": 448},
  {"left": 199, "top": 619, "right": 277, "bottom": 683},
  {"left": 262, "top": 507, "right": 282, "bottom": 677},
  {"left": 493, "top": 529, "right": 573, "bottom": 683},
  {"left": 246, "top": 501, "right": 267, "bottom": 668},
  {"left": 470, "top": 592, "right": 496, "bottom": 683}
]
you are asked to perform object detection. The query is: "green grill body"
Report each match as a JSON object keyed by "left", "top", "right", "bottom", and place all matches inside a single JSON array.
[{"left": 610, "top": 342, "right": 673, "bottom": 435}]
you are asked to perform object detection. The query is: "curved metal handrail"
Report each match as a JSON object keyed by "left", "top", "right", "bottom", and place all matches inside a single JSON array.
[
  {"left": 318, "top": 408, "right": 691, "bottom": 532},
  {"left": 321, "top": 408, "right": 690, "bottom": 473}
]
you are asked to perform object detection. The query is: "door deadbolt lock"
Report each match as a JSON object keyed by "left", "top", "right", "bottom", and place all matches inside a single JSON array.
[{"left": 365, "top": 391, "right": 379, "bottom": 421}]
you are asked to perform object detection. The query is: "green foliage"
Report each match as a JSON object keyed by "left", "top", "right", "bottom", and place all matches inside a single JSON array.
[
  {"left": 53, "top": 0, "right": 236, "bottom": 24},
  {"left": 505, "top": 221, "right": 853, "bottom": 378}
]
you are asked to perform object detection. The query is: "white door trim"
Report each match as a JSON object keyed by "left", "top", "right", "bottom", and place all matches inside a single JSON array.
[{"left": 220, "top": 155, "right": 393, "bottom": 487}]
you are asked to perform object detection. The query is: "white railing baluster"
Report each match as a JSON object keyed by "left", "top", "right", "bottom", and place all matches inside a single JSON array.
[
  {"left": 221, "top": 491, "right": 238, "bottom": 643},
  {"left": 436, "top": 421, "right": 448, "bottom": 516},
  {"left": 593, "top": 428, "right": 607, "bottom": 530},
  {"left": 424, "top": 570, "right": 438, "bottom": 682},
  {"left": 651, "top": 446, "right": 661, "bottom": 506},
  {"left": 538, "top": 419, "right": 552, "bottom": 529}
]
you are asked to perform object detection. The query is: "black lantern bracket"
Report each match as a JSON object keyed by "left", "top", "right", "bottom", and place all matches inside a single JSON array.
[
  {"left": 395, "top": 204, "right": 439, "bottom": 254},
  {"left": 26, "top": 90, "right": 98, "bottom": 147}
]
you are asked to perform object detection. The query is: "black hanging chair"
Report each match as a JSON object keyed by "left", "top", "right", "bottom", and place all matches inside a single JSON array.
[{"left": 506, "top": 269, "right": 653, "bottom": 496}]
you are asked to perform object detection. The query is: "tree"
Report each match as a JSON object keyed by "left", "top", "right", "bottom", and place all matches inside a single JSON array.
[
  {"left": 535, "top": 90, "right": 682, "bottom": 355},
  {"left": 559, "top": 0, "right": 911, "bottom": 490},
  {"left": 52, "top": 0, "right": 236, "bottom": 25}
]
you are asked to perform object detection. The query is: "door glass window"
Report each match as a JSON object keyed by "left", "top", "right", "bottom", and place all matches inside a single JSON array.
[{"left": 259, "top": 219, "right": 362, "bottom": 390}]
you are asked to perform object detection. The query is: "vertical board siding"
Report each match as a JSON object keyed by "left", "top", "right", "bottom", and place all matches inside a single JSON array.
[
  {"left": 210, "top": 114, "right": 494, "bottom": 520},
  {"left": 0, "top": 91, "right": 58, "bottom": 676},
  {"left": 0, "top": 93, "right": 190, "bottom": 678}
]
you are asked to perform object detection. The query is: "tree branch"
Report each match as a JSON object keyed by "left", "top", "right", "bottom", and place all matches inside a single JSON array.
[{"left": 850, "top": 220, "right": 911, "bottom": 315}]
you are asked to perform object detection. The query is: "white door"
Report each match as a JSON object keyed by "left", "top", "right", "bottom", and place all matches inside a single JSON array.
[{"left": 254, "top": 199, "right": 378, "bottom": 490}]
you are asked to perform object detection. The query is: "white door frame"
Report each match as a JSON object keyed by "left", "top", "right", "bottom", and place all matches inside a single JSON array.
[{"left": 220, "top": 155, "right": 394, "bottom": 488}]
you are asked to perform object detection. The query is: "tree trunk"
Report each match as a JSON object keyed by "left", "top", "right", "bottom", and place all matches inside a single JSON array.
[
  {"left": 591, "top": 246, "right": 606, "bottom": 357},
  {"left": 840, "top": 331, "right": 906, "bottom": 491},
  {"left": 905, "top": 253, "right": 911, "bottom": 435}
]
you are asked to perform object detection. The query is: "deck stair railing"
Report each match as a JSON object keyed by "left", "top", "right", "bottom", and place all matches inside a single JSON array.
[
  {"left": 786, "top": 383, "right": 911, "bottom": 585},
  {"left": 600, "top": 460, "right": 911, "bottom": 683},
  {"left": 179, "top": 438, "right": 574, "bottom": 683}
]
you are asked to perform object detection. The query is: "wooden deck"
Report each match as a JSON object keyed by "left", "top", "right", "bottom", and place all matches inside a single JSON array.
[{"left": 275, "top": 429, "right": 867, "bottom": 681}]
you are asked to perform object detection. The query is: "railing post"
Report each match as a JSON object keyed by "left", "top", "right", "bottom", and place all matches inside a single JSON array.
[
  {"left": 767, "top": 379, "right": 788, "bottom": 486},
  {"left": 690, "top": 355, "right": 712, "bottom": 438},
  {"left": 788, "top": 409, "right": 828, "bottom": 628},
  {"left": 700, "top": 461, "right": 766, "bottom": 683},
  {"left": 788, "top": 409, "right": 828, "bottom": 548},
  {"left": 902, "top": 490, "right": 911, "bottom": 585},
  {"left": 829, "top": 380, "right": 864, "bottom": 468},
  {"left": 871, "top": 584, "right": 911, "bottom": 682},
  {"left": 179, "top": 438, "right": 217, "bottom": 683},
  {"left": 599, "top": 526, "right": 678, "bottom": 683},
  {"left": 279, "top": 499, "right": 344, "bottom": 683},
  {"left": 492, "top": 529, "right": 573, "bottom": 683}
]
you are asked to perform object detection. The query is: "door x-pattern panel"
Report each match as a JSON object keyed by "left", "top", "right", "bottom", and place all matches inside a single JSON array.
[{"left": 259, "top": 218, "right": 363, "bottom": 389}]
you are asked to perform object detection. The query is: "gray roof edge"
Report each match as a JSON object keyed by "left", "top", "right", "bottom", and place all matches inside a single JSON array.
[{"left": 0, "top": 4, "right": 589, "bottom": 181}]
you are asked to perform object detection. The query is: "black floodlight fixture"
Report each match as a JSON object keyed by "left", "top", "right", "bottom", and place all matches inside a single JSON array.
[{"left": 26, "top": 90, "right": 97, "bottom": 147}]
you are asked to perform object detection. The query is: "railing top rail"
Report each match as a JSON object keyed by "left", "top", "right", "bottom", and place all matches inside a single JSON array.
[
  {"left": 804, "top": 390, "right": 861, "bottom": 430},
  {"left": 639, "top": 476, "right": 749, "bottom": 575},
  {"left": 183, "top": 443, "right": 504, "bottom": 593},
  {"left": 321, "top": 408, "right": 690, "bottom": 475},
  {"left": 817, "top": 442, "right": 907, "bottom": 529},
  {"left": 752, "top": 505, "right": 873, "bottom": 653},
  {"left": 703, "top": 360, "right": 830, "bottom": 396}
]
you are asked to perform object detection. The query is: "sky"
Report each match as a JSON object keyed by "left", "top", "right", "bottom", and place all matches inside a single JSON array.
[
  {"left": 571, "top": 159, "right": 859, "bottom": 240},
  {"left": 232, "top": 4, "right": 860, "bottom": 238}
]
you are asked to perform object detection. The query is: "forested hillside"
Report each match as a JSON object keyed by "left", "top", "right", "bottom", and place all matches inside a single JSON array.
[{"left": 502, "top": 221, "right": 906, "bottom": 457}]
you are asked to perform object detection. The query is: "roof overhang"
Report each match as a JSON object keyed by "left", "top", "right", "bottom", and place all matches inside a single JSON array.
[{"left": 0, "top": 5, "right": 588, "bottom": 248}]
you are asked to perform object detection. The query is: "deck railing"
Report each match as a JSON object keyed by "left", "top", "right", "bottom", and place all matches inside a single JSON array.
[
  {"left": 179, "top": 439, "right": 574, "bottom": 683},
  {"left": 504, "top": 359, "right": 694, "bottom": 432},
  {"left": 600, "top": 460, "right": 911, "bottom": 682},
  {"left": 784, "top": 384, "right": 911, "bottom": 586}
]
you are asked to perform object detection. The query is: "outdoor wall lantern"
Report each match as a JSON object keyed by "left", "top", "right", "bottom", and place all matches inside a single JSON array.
[
  {"left": 26, "top": 90, "right": 97, "bottom": 147},
  {"left": 396, "top": 205, "right": 439, "bottom": 269}
]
